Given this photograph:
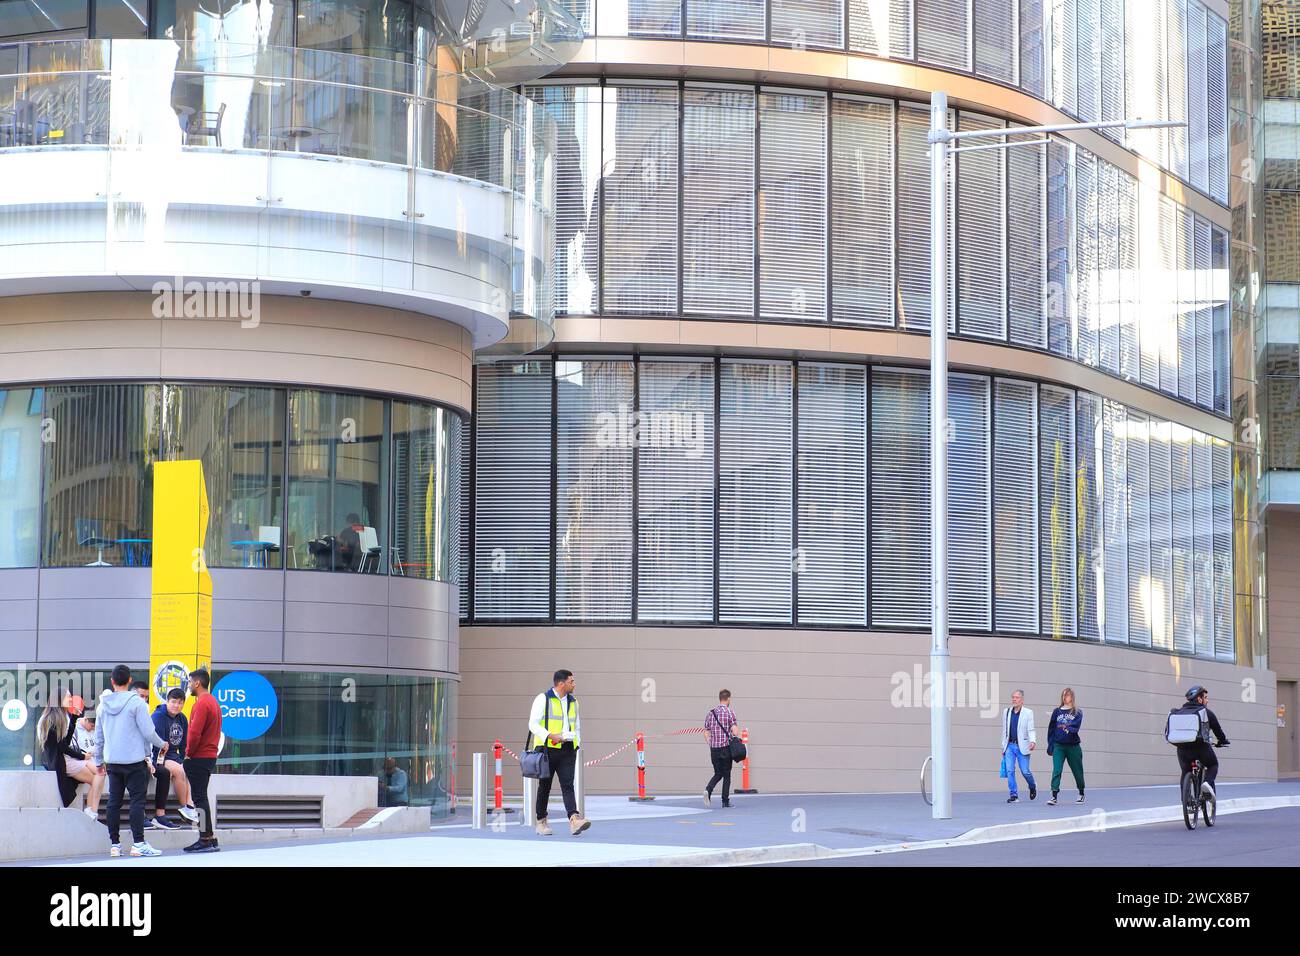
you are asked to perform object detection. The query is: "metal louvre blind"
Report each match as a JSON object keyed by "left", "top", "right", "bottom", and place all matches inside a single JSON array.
[
  {"left": 1167, "top": 0, "right": 1189, "bottom": 181},
  {"left": 871, "top": 367, "right": 930, "bottom": 627},
  {"left": 1138, "top": 184, "right": 1161, "bottom": 387},
  {"left": 525, "top": 85, "right": 600, "bottom": 317},
  {"left": 1097, "top": 160, "right": 1121, "bottom": 374},
  {"left": 1170, "top": 424, "right": 1195, "bottom": 654},
  {"left": 602, "top": 85, "right": 679, "bottom": 315},
  {"left": 1099, "top": 0, "right": 1124, "bottom": 141},
  {"left": 628, "top": 0, "right": 682, "bottom": 35},
  {"left": 1187, "top": 1, "right": 1209, "bottom": 193},
  {"left": 687, "top": 0, "right": 765, "bottom": 40},
  {"left": 1149, "top": 420, "right": 1175, "bottom": 650},
  {"left": 849, "top": 0, "right": 913, "bottom": 58},
  {"left": 898, "top": 103, "right": 955, "bottom": 332},
  {"left": 1126, "top": 0, "right": 1167, "bottom": 166},
  {"left": 1075, "top": 149, "right": 1100, "bottom": 367},
  {"left": 473, "top": 360, "right": 553, "bottom": 619},
  {"left": 1194, "top": 217, "right": 1212, "bottom": 408},
  {"left": 1191, "top": 432, "right": 1214, "bottom": 657},
  {"left": 957, "top": 112, "right": 1006, "bottom": 340},
  {"left": 772, "top": 0, "right": 844, "bottom": 48},
  {"left": 1047, "top": 140, "right": 1074, "bottom": 356},
  {"left": 797, "top": 364, "right": 867, "bottom": 625},
  {"left": 555, "top": 360, "right": 634, "bottom": 621},
  {"left": 832, "top": 96, "right": 894, "bottom": 326},
  {"left": 916, "top": 0, "right": 970, "bottom": 70},
  {"left": 1212, "top": 227, "right": 1230, "bottom": 414},
  {"left": 950, "top": 374, "right": 992, "bottom": 630},
  {"left": 1101, "top": 399, "right": 1128, "bottom": 643},
  {"left": 1118, "top": 171, "right": 1140, "bottom": 381},
  {"left": 1211, "top": 438, "right": 1233, "bottom": 659},
  {"left": 994, "top": 379, "right": 1039, "bottom": 632},
  {"left": 1020, "top": 0, "right": 1046, "bottom": 98},
  {"left": 683, "top": 86, "right": 755, "bottom": 317},
  {"left": 719, "top": 361, "right": 793, "bottom": 624},
  {"left": 1158, "top": 194, "right": 1179, "bottom": 394},
  {"left": 759, "top": 90, "right": 827, "bottom": 322},
  {"left": 1040, "top": 384, "right": 1076, "bottom": 638},
  {"left": 975, "top": 0, "right": 1017, "bottom": 83},
  {"left": 1176, "top": 208, "right": 1196, "bottom": 402},
  {"left": 1050, "top": 0, "right": 1077, "bottom": 115},
  {"left": 1009, "top": 132, "right": 1047, "bottom": 348},
  {"left": 1076, "top": 392, "right": 1102, "bottom": 641},
  {"left": 1076, "top": 0, "right": 1101, "bottom": 122},
  {"left": 1206, "top": 14, "right": 1228, "bottom": 203},
  {"left": 637, "top": 359, "right": 715, "bottom": 622},
  {"left": 1126, "top": 411, "right": 1152, "bottom": 648},
  {"left": 450, "top": 413, "right": 465, "bottom": 620}
]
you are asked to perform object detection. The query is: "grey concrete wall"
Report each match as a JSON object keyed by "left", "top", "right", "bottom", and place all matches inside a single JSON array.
[
  {"left": 0, "top": 567, "right": 458, "bottom": 678},
  {"left": 458, "top": 625, "right": 1277, "bottom": 797}
]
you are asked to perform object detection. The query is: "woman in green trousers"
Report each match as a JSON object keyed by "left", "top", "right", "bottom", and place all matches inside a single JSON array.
[{"left": 1046, "top": 687, "right": 1085, "bottom": 805}]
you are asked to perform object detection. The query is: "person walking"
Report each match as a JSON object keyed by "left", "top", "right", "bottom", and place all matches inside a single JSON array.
[
  {"left": 999, "top": 689, "right": 1037, "bottom": 803},
  {"left": 528, "top": 669, "right": 591, "bottom": 837},
  {"left": 1046, "top": 687, "right": 1085, "bottom": 805},
  {"left": 182, "top": 667, "right": 221, "bottom": 853},
  {"left": 92, "top": 665, "right": 169, "bottom": 857},
  {"left": 703, "top": 690, "right": 740, "bottom": 808}
]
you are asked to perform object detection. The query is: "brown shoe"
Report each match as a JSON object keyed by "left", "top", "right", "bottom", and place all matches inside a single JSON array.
[
  {"left": 568, "top": 814, "right": 591, "bottom": 836},
  {"left": 535, "top": 819, "right": 553, "bottom": 836}
]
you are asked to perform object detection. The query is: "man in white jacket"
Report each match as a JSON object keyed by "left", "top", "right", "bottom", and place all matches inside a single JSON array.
[{"left": 999, "top": 689, "right": 1037, "bottom": 803}]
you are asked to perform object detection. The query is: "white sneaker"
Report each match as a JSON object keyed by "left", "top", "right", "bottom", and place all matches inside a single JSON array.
[
  {"left": 109, "top": 844, "right": 121, "bottom": 858},
  {"left": 1201, "top": 781, "right": 1216, "bottom": 799},
  {"left": 84, "top": 807, "right": 99, "bottom": 821},
  {"left": 703, "top": 790, "right": 711, "bottom": 806},
  {"left": 130, "top": 842, "right": 162, "bottom": 858},
  {"left": 178, "top": 804, "right": 200, "bottom": 823}
]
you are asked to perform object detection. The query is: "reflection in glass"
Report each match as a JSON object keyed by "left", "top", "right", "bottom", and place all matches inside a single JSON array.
[
  {"left": 161, "top": 384, "right": 285, "bottom": 569},
  {"left": 92, "top": 0, "right": 148, "bottom": 38},
  {"left": 390, "top": 400, "right": 452, "bottom": 580},
  {"left": 287, "top": 389, "right": 387, "bottom": 573},
  {"left": 297, "top": 0, "right": 412, "bottom": 60},
  {"left": 42, "top": 384, "right": 161, "bottom": 567},
  {"left": 0, "top": 387, "right": 42, "bottom": 568}
]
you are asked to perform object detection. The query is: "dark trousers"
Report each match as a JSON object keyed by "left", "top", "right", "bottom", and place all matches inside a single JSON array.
[
  {"left": 154, "top": 759, "right": 181, "bottom": 813},
  {"left": 106, "top": 761, "right": 148, "bottom": 845},
  {"left": 1177, "top": 741, "right": 1219, "bottom": 789},
  {"left": 185, "top": 757, "right": 216, "bottom": 838},
  {"left": 535, "top": 743, "right": 578, "bottom": 821},
  {"left": 706, "top": 747, "right": 732, "bottom": 800}
]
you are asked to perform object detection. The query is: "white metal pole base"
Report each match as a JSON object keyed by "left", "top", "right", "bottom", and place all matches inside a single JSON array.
[
  {"left": 523, "top": 778, "right": 537, "bottom": 826},
  {"left": 471, "top": 753, "right": 486, "bottom": 830}
]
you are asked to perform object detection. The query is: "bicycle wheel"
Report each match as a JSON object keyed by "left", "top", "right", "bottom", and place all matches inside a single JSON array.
[
  {"left": 920, "top": 755, "right": 933, "bottom": 807},
  {"left": 1181, "top": 772, "right": 1198, "bottom": 830},
  {"left": 1202, "top": 786, "right": 1216, "bottom": 827}
]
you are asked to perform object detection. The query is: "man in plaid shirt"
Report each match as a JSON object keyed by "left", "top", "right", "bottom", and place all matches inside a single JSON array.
[{"left": 704, "top": 690, "right": 740, "bottom": 807}]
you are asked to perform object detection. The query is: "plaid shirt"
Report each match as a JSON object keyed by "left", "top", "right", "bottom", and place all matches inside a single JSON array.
[{"left": 705, "top": 705, "right": 738, "bottom": 748}]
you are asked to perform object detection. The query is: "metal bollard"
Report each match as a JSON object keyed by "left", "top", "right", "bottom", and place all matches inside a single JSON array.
[
  {"left": 523, "top": 777, "right": 537, "bottom": 826},
  {"left": 471, "top": 752, "right": 486, "bottom": 830}
]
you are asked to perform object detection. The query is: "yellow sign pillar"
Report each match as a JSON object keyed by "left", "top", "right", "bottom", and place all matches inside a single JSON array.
[{"left": 149, "top": 460, "right": 212, "bottom": 715}]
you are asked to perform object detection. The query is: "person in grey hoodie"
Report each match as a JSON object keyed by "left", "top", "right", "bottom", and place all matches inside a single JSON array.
[{"left": 93, "top": 664, "right": 169, "bottom": 858}]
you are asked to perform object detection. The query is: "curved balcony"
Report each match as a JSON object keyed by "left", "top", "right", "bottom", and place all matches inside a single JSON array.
[
  {"left": 0, "top": 38, "right": 557, "bottom": 352},
  {"left": 432, "top": 0, "right": 586, "bottom": 85}
]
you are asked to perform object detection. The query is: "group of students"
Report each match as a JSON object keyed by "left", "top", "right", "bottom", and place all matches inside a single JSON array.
[{"left": 38, "top": 663, "right": 223, "bottom": 857}]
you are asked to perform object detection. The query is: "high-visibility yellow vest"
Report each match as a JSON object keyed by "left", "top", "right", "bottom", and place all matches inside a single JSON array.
[{"left": 538, "top": 692, "right": 579, "bottom": 749}]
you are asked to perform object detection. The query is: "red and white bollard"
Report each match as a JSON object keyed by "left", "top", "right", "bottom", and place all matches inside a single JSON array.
[
  {"left": 628, "top": 731, "right": 655, "bottom": 802},
  {"left": 493, "top": 739, "right": 504, "bottom": 811},
  {"left": 735, "top": 728, "right": 757, "bottom": 794}
]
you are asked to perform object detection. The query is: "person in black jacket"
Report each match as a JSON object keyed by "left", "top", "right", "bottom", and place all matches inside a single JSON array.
[
  {"left": 1045, "top": 687, "right": 1085, "bottom": 806},
  {"left": 149, "top": 688, "right": 199, "bottom": 829},
  {"left": 1173, "top": 685, "right": 1230, "bottom": 798},
  {"left": 37, "top": 687, "right": 104, "bottom": 818}
]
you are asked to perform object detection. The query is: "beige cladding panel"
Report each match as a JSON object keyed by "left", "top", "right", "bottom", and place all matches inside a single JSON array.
[
  {"left": 0, "top": 293, "right": 473, "bottom": 412},
  {"left": 1268, "top": 511, "right": 1300, "bottom": 681},
  {"left": 458, "top": 626, "right": 1277, "bottom": 796}
]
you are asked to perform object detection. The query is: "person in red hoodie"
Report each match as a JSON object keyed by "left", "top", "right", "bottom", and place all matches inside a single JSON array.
[{"left": 182, "top": 668, "right": 222, "bottom": 853}]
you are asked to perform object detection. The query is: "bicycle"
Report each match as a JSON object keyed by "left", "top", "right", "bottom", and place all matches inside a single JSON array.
[{"left": 1180, "top": 742, "right": 1227, "bottom": 831}]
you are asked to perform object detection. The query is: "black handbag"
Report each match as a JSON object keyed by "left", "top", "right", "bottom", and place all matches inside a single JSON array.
[
  {"left": 711, "top": 708, "right": 746, "bottom": 763},
  {"left": 520, "top": 732, "right": 551, "bottom": 780}
]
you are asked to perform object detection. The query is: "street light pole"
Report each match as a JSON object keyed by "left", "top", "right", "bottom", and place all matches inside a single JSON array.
[
  {"left": 924, "top": 93, "right": 1181, "bottom": 821},
  {"left": 928, "top": 91, "right": 952, "bottom": 821}
]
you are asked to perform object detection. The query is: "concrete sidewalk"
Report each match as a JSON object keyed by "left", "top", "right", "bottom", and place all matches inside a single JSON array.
[{"left": 25, "top": 781, "right": 1300, "bottom": 867}]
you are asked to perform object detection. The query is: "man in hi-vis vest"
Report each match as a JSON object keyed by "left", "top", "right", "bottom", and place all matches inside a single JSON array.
[{"left": 527, "top": 669, "right": 591, "bottom": 836}]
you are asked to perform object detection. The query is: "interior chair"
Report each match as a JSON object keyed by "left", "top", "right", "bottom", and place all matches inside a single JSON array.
[
  {"left": 74, "top": 518, "right": 114, "bottom": 567},
  {"left": 188, "top": 102, "right": 226, "bottom": 146}
]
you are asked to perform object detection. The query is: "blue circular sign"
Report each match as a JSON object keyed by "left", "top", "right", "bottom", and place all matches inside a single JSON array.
[{"left": 213, "top": 671, "right": 278, "bottom": 741}]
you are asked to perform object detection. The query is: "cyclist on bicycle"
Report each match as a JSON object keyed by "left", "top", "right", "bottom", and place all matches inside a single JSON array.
[{"left": 1172, "top": 685, "right": 1230, "bottom": 798}]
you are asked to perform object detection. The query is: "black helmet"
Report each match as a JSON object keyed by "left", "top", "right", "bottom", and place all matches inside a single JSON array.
[{"left": 1185, "top": 685, "right": 1207, "bottom": 702}]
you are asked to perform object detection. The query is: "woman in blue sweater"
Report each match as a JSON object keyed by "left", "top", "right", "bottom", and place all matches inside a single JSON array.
[{"left": 1046, "top": 687, "right": 1085, "bottom": 806}]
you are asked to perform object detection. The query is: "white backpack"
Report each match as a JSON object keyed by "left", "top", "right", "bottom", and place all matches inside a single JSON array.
[{"left": 1165, "top": 707, "right": 1205, "bottom": 745}]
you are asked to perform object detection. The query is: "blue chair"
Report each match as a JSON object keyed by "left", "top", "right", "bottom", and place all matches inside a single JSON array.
[{"left": 74, "top": 518, "right": 115, "bottom": 567}]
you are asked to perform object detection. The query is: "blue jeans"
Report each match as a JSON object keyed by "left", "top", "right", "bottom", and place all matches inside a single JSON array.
[{"left": 1003, "top": 743, "right": 1036, "bottom": 796}]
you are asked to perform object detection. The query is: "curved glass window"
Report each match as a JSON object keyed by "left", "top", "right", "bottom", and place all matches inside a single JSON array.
[
  {"left": 391, "top": 400, "right": 454, "bottom": 581},
  {"left": 287, "top": 390, "right": 387, "bottom": 574},
  {"left": 42, "top": 384, "right": 161, "bottom": 568},
  {"left": 0, "top": 387, "right": 42, "bottom": 568}
]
